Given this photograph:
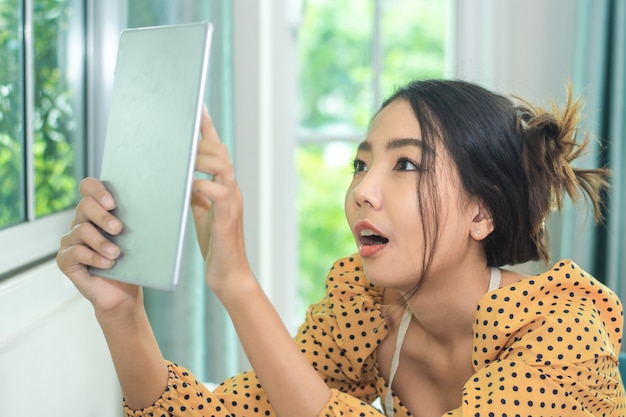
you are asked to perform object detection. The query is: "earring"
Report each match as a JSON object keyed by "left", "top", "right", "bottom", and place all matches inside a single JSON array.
[{"left": 475, "top": 230, "right": 481, "bottom": 235}]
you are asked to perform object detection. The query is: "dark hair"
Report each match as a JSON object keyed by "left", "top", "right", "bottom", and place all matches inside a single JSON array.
[{"left": 379, "top": 79, "right": 608, "bottom": 278}]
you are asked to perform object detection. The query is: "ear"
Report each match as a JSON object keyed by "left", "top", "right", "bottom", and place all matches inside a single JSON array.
[{"left": 469, "top": 201, "right": 494, "bottom": 241}]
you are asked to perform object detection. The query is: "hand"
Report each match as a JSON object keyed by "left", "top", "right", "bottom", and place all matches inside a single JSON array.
[
  {"left": 57, "top": 178, "right": 141, "bottom": 315},
  {"left": 191, "top": 106, "right": 252, "bottom": 291}
]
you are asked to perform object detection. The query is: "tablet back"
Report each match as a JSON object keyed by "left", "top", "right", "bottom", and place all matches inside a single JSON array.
[{"left": 89, "top": 22, "right": 212, "bottom": 291}]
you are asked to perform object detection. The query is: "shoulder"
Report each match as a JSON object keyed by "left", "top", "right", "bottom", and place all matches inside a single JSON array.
[
  {"left": 483, "top": 259, "right": 622, "bottom": 321},
  {"left": 311, "top": 254, "right": 385, "bottom": 328},
  {"left": 474, "top": 260, "right": 623, "bottom": 367},
  {"left": 295, "top": 254, "right": 387, "bottom": 382},
  {"left": 503, "top": 259, "right": 622, "bottom": 321},
  {"left": 465, "top": 261, "right": 626, "bottom": 415},
  {"left": 324, "top": 254, "right": 384, "bottom": 301}
]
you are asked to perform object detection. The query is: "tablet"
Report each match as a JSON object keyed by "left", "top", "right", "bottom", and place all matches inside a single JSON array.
[{"left": 89, "top": 22, "right": 213, "bottom": 291}]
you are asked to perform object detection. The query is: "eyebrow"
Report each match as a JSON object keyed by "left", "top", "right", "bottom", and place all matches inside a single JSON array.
[{"left": 357, "top": 138, "right": 430, "bottom": 152}]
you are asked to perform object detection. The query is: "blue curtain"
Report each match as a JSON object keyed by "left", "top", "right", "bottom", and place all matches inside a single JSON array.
[
  {"left": 126, "top": 1, "right": 238, "bottom": 383},
  {"left": 564, "top": 0, "right": 625, "bottom": 307}
]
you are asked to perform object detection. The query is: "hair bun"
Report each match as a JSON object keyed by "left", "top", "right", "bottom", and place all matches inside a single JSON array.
[{"left": 516, "top": 86, "right": 609, "bottom": 257}]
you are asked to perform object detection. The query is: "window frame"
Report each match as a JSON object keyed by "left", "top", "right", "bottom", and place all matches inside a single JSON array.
[
  {"left": 0, "top": 211, "right": 75, "bottom": 277},
  {"left": 0, "top": 0, "right": 91, "bottom": 279}
]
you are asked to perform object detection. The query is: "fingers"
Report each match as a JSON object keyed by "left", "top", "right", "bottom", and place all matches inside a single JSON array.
[
  {"left": 73, "top": 177, "right": 122, "bottom": 234},
  {"left": 191, "top": 178, "right": 213, "bottom": 210},
  {"left": 192, "top": 178, "right": 230, "bottom": 203},
  {"left": 58, "top": 221, "right": 121, "bottom": 271},
  {"left": 57, "top": 241, "right": 116, "bottom": 273},
  {"left": 196, "top": 108, "right": 235, "bottom": 185},
  {"left": 79, "top": 177, "right": 116, "bottom": 210},
  {"left": 59, "top": 176, "right": 123, "bottom": 280},
  {"left": 195, "top": 143, "right": 234, "bottom": 178},
  {"left": 64, "top": 222, "right": 121, "bottom": 260},
  {"left": 200, "top": 105, "right": 221, "bottom": 144},
  {"left": 72, "top": 196, "right": 123, "bottom": 233}
]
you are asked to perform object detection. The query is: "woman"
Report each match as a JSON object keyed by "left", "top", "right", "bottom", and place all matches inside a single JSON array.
[{"left": 57, "top": 79, "right": 626, "bottom": 416}]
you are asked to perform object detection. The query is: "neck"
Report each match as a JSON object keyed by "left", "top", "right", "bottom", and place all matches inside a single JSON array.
[{"left": 404, "top": 261, "right": 493, "bottom": 344}]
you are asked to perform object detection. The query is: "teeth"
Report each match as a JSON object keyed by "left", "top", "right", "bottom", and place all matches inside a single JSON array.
[{"left": 360, "top": 229, "right": 377, "bottom": 237}]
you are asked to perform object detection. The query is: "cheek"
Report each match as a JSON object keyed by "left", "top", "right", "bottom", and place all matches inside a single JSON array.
[
  {"left": 344, "top": 184, "right": 355, "bottom": 223},
  {"left": 395, "top": 197, "right": 424, "bottom": 247}
]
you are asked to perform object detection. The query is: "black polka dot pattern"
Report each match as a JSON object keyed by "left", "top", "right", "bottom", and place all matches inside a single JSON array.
[
  {"left": 296, "top": 255, "right": 386, "bottom": 404},
  {"left": 446, "top": 260, "right": 626, "bottom": 416},
  {"left": 123, "top": 257, "right": 626, "bottom": 417}
]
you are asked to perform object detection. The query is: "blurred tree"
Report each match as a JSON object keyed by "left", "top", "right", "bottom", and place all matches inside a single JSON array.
[
  {"left": 33, "top": 0, "right": 83, "bottom": 217},
  {"left": 296, "top": 0, "right": 446, "bottom": 311},
  {"left": 0, "top": 0, "right": 24, "bottom": 228},
  {"left": 0, "top": 0, "right": 84, "bottom": 228},
  {"left": 296, "top": 143, "right": 355, "bottom": 314}
]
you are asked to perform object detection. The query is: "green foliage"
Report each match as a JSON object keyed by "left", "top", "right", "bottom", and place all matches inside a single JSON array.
[
  {"left": 297, "top": 0, "right": 447, "bottom": 132},
  {"left": 298, "top": 0, "right": 373, "bottom": 131},
  {"left": 378, "top": 0, "right": 447, "bottom": 95},
  {"left": 296, "top": 143, "right": 356, "bottom": 314},
  {"left": 296, "top": 0, "right": 447, "bottom": 311},
  {"left": 32, "top": 0, "right": 82, "bottom": 218},
  {"left": 0, "top": 0, "right": 83, "bottom": 228},
  {"left": 0, "top": 0, "right": 24, "bottom": 228}
]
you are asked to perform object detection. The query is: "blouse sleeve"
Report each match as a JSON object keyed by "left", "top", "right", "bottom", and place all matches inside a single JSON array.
[
  {"left": 294, "top": 255, "right": 387, "bottom": 406},
  {"left": 123, "top": 361, "right": 387, "bottom": 417},
  {"left": 445, "top": 260, "right": 626, "bottom": 416},
  {"left": 123, "top": 362, "right": 275, "bottom": 417}
]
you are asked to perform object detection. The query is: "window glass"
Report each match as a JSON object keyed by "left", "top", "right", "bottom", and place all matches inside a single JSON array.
[
  {"left": 297, "top": 0, "right": 373, "bottom": 137},
  {"left": 0, "top": 1, "right": 25, "bottom": 229},
  {"left": 33, "top": 0, "right": 86, "bottom": 218},
  {"left": 297, "top": 0, "right": 448, "bottom": 314},
  {"left": 0, "top": 0, "right": 86, "bottom": 228},
  {"left": 379, "top": 0, "right": 447, "bottom": 95},
  {"left": 296, "top": 142, "right": 355, "bottom": 312}
]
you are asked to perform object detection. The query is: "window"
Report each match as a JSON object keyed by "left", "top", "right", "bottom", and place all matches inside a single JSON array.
[
  {"left": 0, "top": 0, "right": 86, "bottom": 277},
  {"left": 296, "top": 0, "right": 448, "bottom": 314}
]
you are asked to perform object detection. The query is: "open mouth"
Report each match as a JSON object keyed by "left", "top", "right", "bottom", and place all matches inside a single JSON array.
[{"left": 358, "top": 229, "right": 389, "bottom": 246}]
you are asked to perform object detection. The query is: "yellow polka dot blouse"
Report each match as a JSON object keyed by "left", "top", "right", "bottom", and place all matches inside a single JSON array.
[{"left": 124, "top": 256, "right": 626, "bottom": 416}]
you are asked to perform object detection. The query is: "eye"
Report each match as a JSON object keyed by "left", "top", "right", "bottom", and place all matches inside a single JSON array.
[
  {"left": 394, "top": 157, "right": 420, "bottom": 171},
  {"left": 351, "top": 158, "right": 367, "bottom": 174}
]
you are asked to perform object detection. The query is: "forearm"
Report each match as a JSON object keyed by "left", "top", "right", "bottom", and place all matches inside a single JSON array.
[
  {"left": 215, "top": 275, "right": 331, "bottom": 417},
  {"left": 96, "top": 297, "right": 168, "bottom": 410}
]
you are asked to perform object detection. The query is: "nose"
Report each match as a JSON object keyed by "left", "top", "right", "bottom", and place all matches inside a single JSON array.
[{"left": 351, "top": 171, "right": 382, "bottom": 210}]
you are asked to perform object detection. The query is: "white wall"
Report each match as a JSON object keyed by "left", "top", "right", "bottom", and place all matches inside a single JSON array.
[
  {"left": 232, "top": 0, "right": 299, "bottom": 333},
  {"left": 452, "top": 0, "right": 578, "bottom": 102},
  {"left": 0, "top": 262, "right": 122, "bottom": 416},
  {"left": 452, "top": 0, "right": 579, "bottom": 275}
]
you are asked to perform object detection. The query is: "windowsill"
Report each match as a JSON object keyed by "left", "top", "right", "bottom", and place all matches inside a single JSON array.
[
  {"left": 0, "top": 258, "right": 80, "bottom": 346},
  {"left": 0, "top": 209, "right": 74, "bottom": 279}
]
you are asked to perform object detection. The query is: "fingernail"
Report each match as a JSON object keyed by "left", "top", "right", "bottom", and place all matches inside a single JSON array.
[
  {"left": 108, "top": 219, "right": 121, "bottom": 233},
  {"left": 104, "top": 243, "right": 119, "bottom": 257},
  {"left": 100, "top": 257, "right": 115, "bottom": 268},
  {"left": 101, "top": 195, "right": 114, "bottom": 209}
]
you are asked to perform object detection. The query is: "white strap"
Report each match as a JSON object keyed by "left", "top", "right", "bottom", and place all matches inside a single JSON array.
[
  {"left": 384, "top": 306, "right": 412, "bottom": 417},
  {"left": 384, "top": 267, "right": 501, "bottom": 417},
  {"left": 488, "top": 267, "right": 501, "bottom": 292}
]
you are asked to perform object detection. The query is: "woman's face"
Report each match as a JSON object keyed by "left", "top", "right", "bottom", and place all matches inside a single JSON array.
[{"left": 344, "top": 99, "right": 477, "bottom": 291}]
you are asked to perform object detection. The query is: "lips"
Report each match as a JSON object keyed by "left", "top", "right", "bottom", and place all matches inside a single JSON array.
[{"left": 354, "top": 221, "right": 389, "bottom": 257}]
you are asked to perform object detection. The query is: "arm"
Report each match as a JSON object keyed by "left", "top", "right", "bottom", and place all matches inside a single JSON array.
[
  {"left": 123, "top": 255, "right": 385, "bottom": 417},
  {"left": 219, "top": 278, "right": 334, "bottom": 415},
  {"left": 57, "top": 179, "right": 168, "bottom": 410},
  {"left": 193, "top": 107, "right": 332, "bottom": 416},
  {"left": 96, "top": 296, "right": 168, "bottom": 410}
]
